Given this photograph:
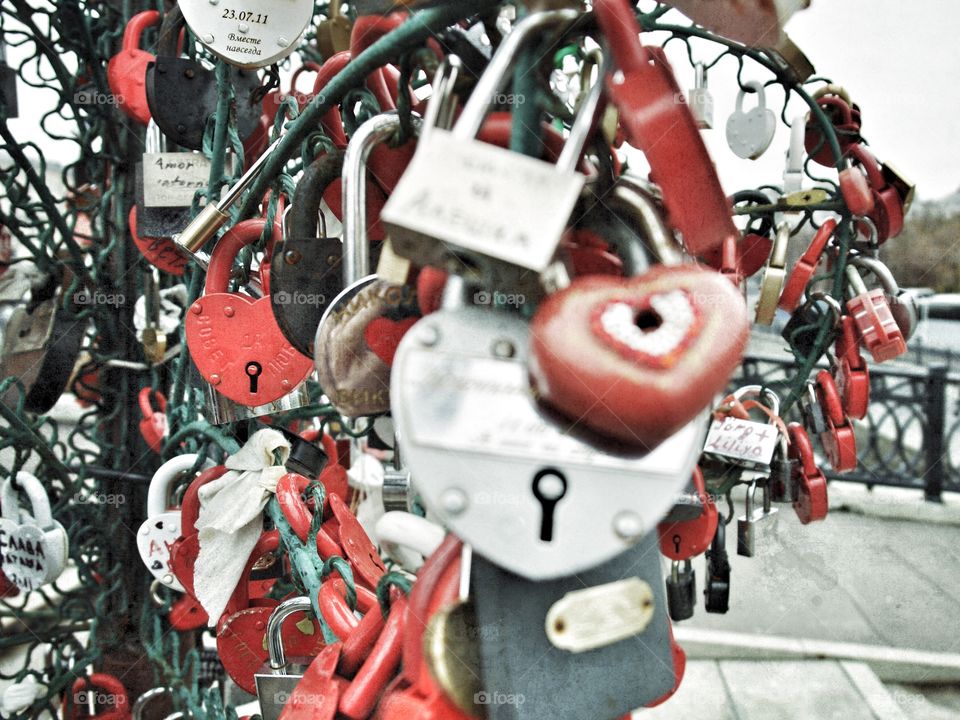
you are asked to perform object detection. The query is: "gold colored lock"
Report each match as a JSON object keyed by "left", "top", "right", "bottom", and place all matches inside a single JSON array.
[
  {"left": 316, "top": 0, "right": 352, "bottom": 59},
  {"left": 754, "top": 222, "right": 790, "bottom": 325}
]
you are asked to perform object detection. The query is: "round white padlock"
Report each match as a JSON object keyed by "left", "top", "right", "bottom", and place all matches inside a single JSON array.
[
  {"left": 179, "top": 0, "right": 314, "bottom": 69},
  {"left": 726, "top": 80, "right": 777, "bottom": 160},
  {"left": 136, "top": 454, "right": 213, "bottom": 592},
  {"left": 374, "top": 512, "right": 445, "bottom": 572},
  {"left": 0, "top": 472, "right": 69, "bottom": 593}
]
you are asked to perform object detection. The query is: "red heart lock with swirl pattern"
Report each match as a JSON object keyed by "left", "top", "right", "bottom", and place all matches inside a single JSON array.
[
  {"left": 529, "top": 265, "right": 749, "bottom": 449},
  {"left": 185, "top": 219, "right": 313, "bottom": 407}
]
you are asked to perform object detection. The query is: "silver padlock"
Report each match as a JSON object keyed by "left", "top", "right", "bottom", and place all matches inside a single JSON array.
[
  {"left": 382, "top": 9, "right": 604, "bottom": 298},
  {"left": 726, "top": 80, "right": 777, "bottom": 160},
  {"left": 737, "top": 479, "right": 778, "bottom": 557},
  {"left": 254, "top": 596, "right": 313, "bottom": 720},
  {"left": 782, "top": 112, "right": 806, "bottom": 195},
  {"left": 703, "top": 386, "right": 782, "bottom": 473},
  {"left": 0, "top": 472, "right": 69, "bottom": 592},
  {"left": 390, "top": 287, "right": 708, "bottom": 581},
  {"left": 688, "top": 62, "right": 714, "bottom": 130}
]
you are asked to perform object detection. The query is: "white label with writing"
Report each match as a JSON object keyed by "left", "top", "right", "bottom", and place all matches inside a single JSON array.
[
  {"left": 142, "top": 152, "right": 211, "bottom": 208},
  {"left": 703, "top": 416, "right": 779, "bottom": 467},
  {"left": 381, "top": 129, "right": 584, "bottom": 272}
]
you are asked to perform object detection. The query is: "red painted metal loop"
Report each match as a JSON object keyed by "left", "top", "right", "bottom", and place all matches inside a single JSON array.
[
  {"left": 330, "top": 493, "right": 387, "bottom": 590},
  {"left": 338, "top": 595, "right": 408, "bottom": 720},
  {"left": 106, "top": 10, "right": 159, "bottom": 125},
  {"left": 137, "top": 388, "right": 168, "bottom": 453},
  {"left": 779, "top": 219, "right": 837, "bottom": 312},
  {"left": 276, "top": 472, "right": 314, "bottom": 543},
  {"left": 786, "top": 423, "right": 819, "bottom": 478},
  {"left": 815, "top": 369, "right": 846, "bottom": 427},
  {"left": 318, "top": 576, "right": 379, "bottom": 641}
]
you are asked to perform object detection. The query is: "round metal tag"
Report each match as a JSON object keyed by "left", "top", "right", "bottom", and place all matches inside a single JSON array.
[{"left": 179, "top": 0, "right": 312, "bottom": 68}]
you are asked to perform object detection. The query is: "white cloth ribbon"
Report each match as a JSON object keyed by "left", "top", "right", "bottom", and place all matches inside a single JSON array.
[{"left": 194, "top": 429, "right": 289, "bottom": 626}]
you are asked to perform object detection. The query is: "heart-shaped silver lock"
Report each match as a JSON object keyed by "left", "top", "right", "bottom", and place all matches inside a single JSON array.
[
  {"left": 136, "top": 453, "right": 214, "bottom": 591},
  {"left": 0, "top": 472, "right": 68, "bottom": 592},
  {"left": 726, "top": 80, "right": 777, "bottom": 160}
]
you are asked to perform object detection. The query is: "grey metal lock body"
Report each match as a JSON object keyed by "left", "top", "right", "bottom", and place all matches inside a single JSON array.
[
  {"left": 469, "top": 533, "right": 676, "bottom": 720},
  {"left": 768, "top": 434, "right": 796, "bottom": 504},
  {"left": 781, "top": 291, "right": 842, "bottom": 358},
  {"left": 702, "top": 386, "right": 782, "bottom": 474},
  {"left": 255, "top": 596, "right": 314, "bottom": 720},
  {"left": 381, "top": 9, "right": 602, "bottom": 298},
  {"left": 390, "top": 305, "right": 707, "bottom": 581},
  {"left": 737, "top": 479, "right": 778, "bottom": 557},
  {"left": 851, "top": 254, "right": 918, "bottom": 341},
  {"left": 726, "top": 80, "right": 777, "bottom": 160},
  {"left": 136, "top": 121, "right": 194, "bottom": 238},
  {"left": 666, "top": 558, "right": 696, "bottom": 621},
  {"left": 689, "top": 62, "right": 714, "bottom": 129},
  {"left": 0, "top": 277, "right": 86, "bottom": 414}
]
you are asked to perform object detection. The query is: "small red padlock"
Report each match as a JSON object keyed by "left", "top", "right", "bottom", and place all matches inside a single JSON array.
[
  {"left": 846, "top": 144, "right": 905, "bottom": 243},
  {"left": 594, "top": 0, "right": 737, "bottom": 257},
  {"left": 279, "top": 643, "right": 344, "bottom": 720},
  {"left": 839, "top": 164, "right": 875, "bottom": 217},
  {"left": 138, "top": 388, "right": 168, "bottom": 453},
  {"left": 329, "top": 493, "right": 386, "bottom": 591},
  {"left": 834, "top": 315, "right": 870, "bottom": 420},
  {"left": 787, "top": 423, "right": 829, "bottom": 523},
  {"left": 185, "top": 219, "right": 313, "bottom": 407},
  {"left": 106, "top": 10, "right": 160, "bottom": 126},
  {"left": 63, "top": 673, "right": 131, "bottom": 720},
  {"left": 805, "top": 91, "right": 862, "bottom": 167},
  {"left": 317, "top": 576, "right": 380, "bottom": 641},
  {"left": 169, "top": 592, "right": 208, "bottom": 631},
  {"left": 845, "top": 263, "right": 907, "bottom": 363},
  {"left": 815, "top": 370, "right": 858, "bottom": 472},
  {"left": 779, "top": 219, "right": 836, "bottom": 313},
  {"left": 658, "top": 467, "right": 718, "bottom": 561},
  {"left": 529, "top": 264, "right": 749, "bottom": 448},
  {"left": 275, "top": 472, "right": 344, "bottom": 559},
  {"left": 129, "top": 207, "right": 187, "bottom": 276}
]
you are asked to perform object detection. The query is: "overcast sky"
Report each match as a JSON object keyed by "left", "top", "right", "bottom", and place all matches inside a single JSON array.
[{"left": 5, "top": 1, "right": 957, "bottom": 201}]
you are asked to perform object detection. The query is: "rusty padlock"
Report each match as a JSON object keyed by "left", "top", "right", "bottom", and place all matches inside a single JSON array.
[
  {"left": 106, "top": 10, "right": 160, "bottom": 126},
  {"left": 185, "top": 219, "right": 314, "bottom": 407}
]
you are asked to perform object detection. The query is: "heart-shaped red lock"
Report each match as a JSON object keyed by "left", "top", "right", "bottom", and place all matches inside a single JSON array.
[
  {"left": 129, "top": 207, "right": 187, "bottom": 276},
  {"left": 185, "top": 219, "right": 313, "bottom": 407},
  {"left": 106, "top": 10, "right": 160, "bottom": 126},
  {"left": 329, "top": 493, "right": 386, "bottom": 591},
  {"left": 529, "top": 265, "right": 749, "bottom": 448},
  {"left": 657, "top": 467, "right": 718, "bottom": 560}
]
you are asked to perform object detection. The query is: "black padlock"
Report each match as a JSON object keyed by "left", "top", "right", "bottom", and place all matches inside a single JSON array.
[
  {"left": 0, "top": 44, "right": 19, "bottom": 119},
  {"left": 145, "top": 6, "right": 260, "bottom": 151},
  {"left": 781, "top": 292, "right": 841, "bottom": 358},
  {"left": 666, "top": 559, "right": 696, "bottom": 621},
  {"left": 769, "top": 451, "right": 798, "bottom": 504},
  {"left": 704, "top": 522, "right": 730, "bottom": 614}
]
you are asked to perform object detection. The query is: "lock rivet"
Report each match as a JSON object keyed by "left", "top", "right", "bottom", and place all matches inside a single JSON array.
[
  {"left": 202, "top": 34, "right": 214, "bottom": 44},
  {"left": 284, "top": 249, "right": 302, "bottom": 265},
  {"left": 613, "top": 511, "right": 644, "bottom": 540},
  {"left": 210, "top": 374, "right": 221, "bottom": 385},
  {"left": 281, "top": 380, "right": 291, "bottom": 390},
  {"left": 277, "top": 37, "right": 289, "bottom": 47},
  {"left": 418, "top": 324, "right": 440, "bottom": 347},
  {"left": 440, "top": 488, "right": 468, "bottom": 516},
  {"left": 492, "top": 339, "right": 515, "bottom": 359},
  {"left": 238, "top": 23, "right": 249, "bottom": 33},
  {"left": 223, "top": 306, "right": 234, "bottom": 318},
  {"left": 191, "top": 303, "right": 202, "bottom": 314}
]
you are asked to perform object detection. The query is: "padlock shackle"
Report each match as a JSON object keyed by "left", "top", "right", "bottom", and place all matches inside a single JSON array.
[
  {"left": 374, "top": 511, "right": 445, "bottom": 561},
  {"left": 285, "top": 151, "right": 343, "bottom": 242},
  {"left": 122, "top": 10, "right": 160, "bottom": 53},
  {"left": 845, "top": 144, "right": 885, "bottom": 190},
  {"left": 132, "top": 686, "right": 171, "bottom": 720},
  {"left": 815, "top": 95, "right": 855, "bottom": 128},
  {"left": 69, "top": 673, "right": 129, "bottom": 719},
  {"left": 203, "top": 219, "right": 272, "bottom": 294},
  {"left": 138, "top": 387, "right": 167, "bottom": 417},
  {"left": 610, "top": 178, "right": 683, "bottom": 269},
  {"left": 783, "top": 113, "right": 807, "bottom": 193},
  {"left": 154, "top": 5, "right": 185, "bottom": 59},
  {"left": 178, "top": 464, "right": 228, "bottom": 537},
  {"left": 146, "top": 453, "right": 209, "bottom": 518},
  {"left": 812, "top": 84, "right": 852, "bottom": 105},
  {"left": 342, "top": 113, "right": 421, "bottom": 286},
  {"left": 1, "top": 472, "right": 53, "bottom": 529},
  {"left": 420, "top": 55, "right": 462, "bottom": 145},
  {"left": 800, "top": 219, "right": 836, "bottom": 266},
  {"left": 266, "top": 595, "right": 314, "bottom": 671},
  {"left": 851, "top": 255, "right": 900, "bottom": 295},
  {"left": 768, "top": 222, "right": 790, "bottom": 268},
  {"left": 455, "top": 9, "right": 580, "bottom": 140},
  {"left": 731, "top": 385, "right": 781, "bottom": 418},
  {"left": 735, "top": 80, "right": 767, "bottom": 114}
]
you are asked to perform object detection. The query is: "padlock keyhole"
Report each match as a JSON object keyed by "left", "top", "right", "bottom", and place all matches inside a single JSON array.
[
  {"left": 246, "top": 361, "right": 263, "bottom": 393},
  {"left": 532, "top": 468, "right": 567, "bottom": 542},
  {"left": 635, "top": 308, "right": 663, "bottom": 333}
]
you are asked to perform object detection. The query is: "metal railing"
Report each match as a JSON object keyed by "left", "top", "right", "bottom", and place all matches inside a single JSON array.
[{"left": 732, "top": 352, "right": 960, "bottom": 501}]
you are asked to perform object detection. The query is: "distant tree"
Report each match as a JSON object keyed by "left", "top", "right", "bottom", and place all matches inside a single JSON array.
[{"left": 882, "top": 208, "right": 960, "bottom": 293}]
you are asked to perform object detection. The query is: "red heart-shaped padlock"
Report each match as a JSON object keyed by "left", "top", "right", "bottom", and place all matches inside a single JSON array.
[
  {"left": 106, "top": 10, "right": 160, "bottom": 125},
  {"left": 329, "top": 494, "right": 386, "bottom": 591},
  {"left": 529, "top": 265, "right": 749, "bottom": 448},
  {"left": 363, "top": 316, "right": 418, "bottom": 367},
  {"left": 185, "top": 219, "right": 313, "bottom": 407}
]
